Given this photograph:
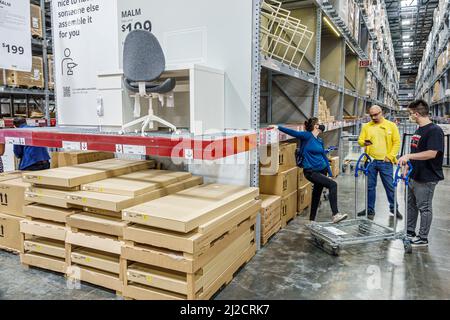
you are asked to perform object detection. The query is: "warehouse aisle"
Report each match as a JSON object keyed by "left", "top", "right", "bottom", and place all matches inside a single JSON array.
[
  {"left": 1, "top": 169, "right": 449, "bottom": 300},
  {"left": 217, "top": 168, "right": 450, "bottom": 300}
]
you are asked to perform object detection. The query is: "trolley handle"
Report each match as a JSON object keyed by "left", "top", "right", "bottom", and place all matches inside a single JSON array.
[
  {"left": 394, "top": 161, "right": 413, "bottom": 187},
  {"left": 355, "top": 153, "right": 372, "bottom": 177}
]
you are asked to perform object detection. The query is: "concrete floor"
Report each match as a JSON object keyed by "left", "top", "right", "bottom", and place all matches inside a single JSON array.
[{"left": 1, "top": 169, "right": 449, "bottom": 300}]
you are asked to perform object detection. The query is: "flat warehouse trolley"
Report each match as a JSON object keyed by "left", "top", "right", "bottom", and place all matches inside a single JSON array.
[{"left": 307, "top": 153, "right": 413, "bottom": 255}]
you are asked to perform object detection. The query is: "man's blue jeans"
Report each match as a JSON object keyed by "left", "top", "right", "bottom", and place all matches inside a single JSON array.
[{"left": 367, "top": 160, "right": 396, "bottom": 214}]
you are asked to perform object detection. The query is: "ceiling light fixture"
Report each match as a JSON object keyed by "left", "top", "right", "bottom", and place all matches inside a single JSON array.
[{"left": 323, "top": 16, "right": 340, "bottom": 37}]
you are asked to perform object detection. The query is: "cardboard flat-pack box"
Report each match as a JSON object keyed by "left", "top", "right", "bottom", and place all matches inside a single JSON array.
[
  {"left": 260, "top": 194, "right": 281, "bottom": 222},
  {"left": 260, "top": 142, "right": 297, "bottom": 175},
  {"left": 81, "top": 178, "right": 160, "bottom": 197},
  {"left": 23, "top": 167, "right": 109, "bottom": 188},
  {"left": 20, "top": 253, "right": 66, "bottom": 273},
  {"left": 281, "top": 190, "right": 297, "bottom": 227},
  {"left": 329, "top": 156, "right": 340, "bottom": 178},
  {"left": 298, "top": 168, "right": 309, "bottom": 188},
  {"left": 298, "top": 182, "right": 312, "bottom": 212},
  {"left": 0, "top": 213, "right": 23, "bottom": 252},
  {"left": 123, "top": 184, "right": 259, "bottom": 233},
  {"left": 75, "top": 159, "right": 153, "bottom": 177},
  {"left": 259, "top": 167, "right": 297, "bottom": 197},
  {"left": 120, "top": 170, "right": 191, "bottom": 187},
  {"left": 25, "top": 187, "right": 74, "bottom": 208},
  {"left": 53, "top": 151, "right": 114, "bottom": 168},
  {"left": 71, "top": 248, "right": 120, "bottom": 274},
  {"left": 66, "top": 189, "right": 168, "bottom": 212},
  {"left": 66, "top": 230, "right": 123, "bottom": 255},
  {"left": 20, "top": 219, "right": 67, "bottom": 241},
  {"left": 23, "top": 204, "right": 80, "bottom": 223},
  {"left": 23, "top": 237, "right": 66, "bottom": 259},
  {"left": 67, "top": 212, "right": 128, "bottom": 237},
  {"left": 0, "top": 178, "right": 32, "bottom": 217},
  {"left": 30, "top": 4, "right": 43, "bottom": 38}
]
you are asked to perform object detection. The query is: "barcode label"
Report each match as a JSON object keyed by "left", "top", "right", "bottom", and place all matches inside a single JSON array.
[
  {"left": 5, "top": 137, "right": 25, "bottom": 145},
  {"left": 62, "top": 141, "right": 81, "bottom": 151}
]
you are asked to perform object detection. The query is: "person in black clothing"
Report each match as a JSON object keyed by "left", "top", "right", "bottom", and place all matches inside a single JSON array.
[{"left": 398, "top": 100, "right": 445, "bottom": 247}]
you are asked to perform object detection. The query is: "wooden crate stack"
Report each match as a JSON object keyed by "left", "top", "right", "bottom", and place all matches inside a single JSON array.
[
  {"left": 259, "top": 142, "right": 298, "bottom": 231},
  {"left": 64, "top": 170, "right": 202, "bottom": 294},
  {"left": 19, "top": 159, "right": 154, "bottom": 275},
  {"left": 120, "top": 184, "right": 260, "bottom": 300}
]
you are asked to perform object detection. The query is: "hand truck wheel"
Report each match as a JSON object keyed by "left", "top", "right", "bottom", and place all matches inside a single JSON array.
[
  {"left": 331, "top": 246, "right": 340, "bottom": 256},
  {"left": 403, "top": 240, "right": 412, "bottom": 254}
]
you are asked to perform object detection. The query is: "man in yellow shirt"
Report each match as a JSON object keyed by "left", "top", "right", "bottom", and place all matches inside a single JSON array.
[{"left": 358, "top": 105, "right": 402, "bottom": 219}]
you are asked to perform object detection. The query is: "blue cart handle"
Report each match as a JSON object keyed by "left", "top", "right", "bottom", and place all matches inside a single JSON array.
[
  {"left": 393, "top": 161, "right": 413, "bottom": 187},
  {"left": 355, "top": 153, "right": 372, "bottom": 177}
]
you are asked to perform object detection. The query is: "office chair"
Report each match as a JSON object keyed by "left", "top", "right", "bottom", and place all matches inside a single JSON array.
[{"left": 121, "top": 29, "right": 177, "bottom": 135}]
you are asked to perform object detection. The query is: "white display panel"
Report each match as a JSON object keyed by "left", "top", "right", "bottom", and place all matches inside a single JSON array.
[
  {"left": 52, "top": 0, "right": 120, "bottom": 126},
  {"left": 0, "top": 0, "right": 32, "bottom": 71},
  {"left": 54, "top": 0, "right": 253, "bottom": 131}
]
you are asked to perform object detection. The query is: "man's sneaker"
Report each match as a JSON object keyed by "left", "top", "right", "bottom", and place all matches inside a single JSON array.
[
  {"left": 390, "top": 209, "right": 403, "bottom": 220},
  {"left": 411, "top": 237, "right": 428, "bottom": 247},
  {"left": 332, "top": 213, "right": 348, "bottom": 224},
  {"left": 367, "top": 213, "right": 375, "bottom": 220},
  {"left": 357, "top": 210, "right": 375, "bottom": 217},
  {"left": 407, "top": 231, "right": 416, "bottom": 239}
]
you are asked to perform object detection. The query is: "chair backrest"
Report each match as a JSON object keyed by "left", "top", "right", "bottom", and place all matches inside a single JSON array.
[{"left": 123, "top": 30, "right": 166, "bottom": 82}]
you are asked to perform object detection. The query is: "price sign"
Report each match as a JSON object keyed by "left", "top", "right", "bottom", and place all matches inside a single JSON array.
[{"left": 0, "top": 0, "right": 32, "bottom": 71}]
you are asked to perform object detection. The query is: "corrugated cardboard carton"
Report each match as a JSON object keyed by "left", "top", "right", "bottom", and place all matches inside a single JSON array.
[
  {"left": 20, "top": 219, "right": 67, "bottom": 241},
  {"left": 71, "top": 248, "right": 120, "bottom": 274},
  {"left": 297, "top": 167, "right": 308, "bottom": 188},
  {"left": 54, "top": 151, "right": 114, "bottom": 168},
  {"left": 259, "top": 166, "right": 297, "bottom": 197},
  {"left": 123, "top": 184, "right": 259, "bottom": 233},
  {"left": 23, "top": 204, "right": 80, "bottom": 223},
  {"left": 0, "top": 213, "right": 23, "bottom": 252},
  {"left": 67, "top": 213, "right": 128, "bottom": 237},
  {"left": 297, "top": 182, "right": 312, "bottom": 212},
  {"left": 23, "top": 237, "right": 65, "bottom": 258},
  {"left": 260, "top": 142, "right": 297, "bottom": 175},
  {"left": 329, "top": 156, "right": 340, "bottom": 178},
  {"left": 281, "top": 190, "right": 297, "bottom": 227},
  {"left": 30, "top": 4, "right": 43, "bottom": 38},
  {"left": 0, "top": 178, "right": 32, "bottom": 217}
]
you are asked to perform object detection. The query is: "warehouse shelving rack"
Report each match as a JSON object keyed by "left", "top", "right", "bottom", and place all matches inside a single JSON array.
[
  {"left": 259, "top": 0, "right": 400, "bottom": 152},
  {"left": 0, "top": 0, "right": 54, "bottom": 127},
  {"left": 415, "top": 0, "right": 450, "bottom": 118}
]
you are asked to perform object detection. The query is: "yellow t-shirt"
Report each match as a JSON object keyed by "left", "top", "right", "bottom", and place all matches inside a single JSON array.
[
  {"left": 365, "top": 124, "right": 388, "bottom": 160},
  {"left": 358, "top": 118, "right": 401, "bottom": 163}
]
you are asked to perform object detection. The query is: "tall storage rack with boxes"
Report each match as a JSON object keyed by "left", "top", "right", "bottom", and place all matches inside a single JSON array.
[
  {"left": 0, "top": 0, "right": 55, "bottom": 128},
  {"left": 415, "top": 0, "right": 450, "bottom": 120},
  {"left": 0, "top": 0, "right": 399, "bottom": 300}
]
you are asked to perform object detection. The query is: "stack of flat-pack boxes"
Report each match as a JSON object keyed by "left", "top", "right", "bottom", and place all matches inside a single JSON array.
[
  {"left": 297, "top": 168, "right": 312, "bottom": 215},
  {"left": 19, "top": 159, "right": 154, "bottom": 275},
  {"left": 259, "top": 142, "right": 298, "bottom": 228},
  {"left": 0, "top": 172, "right": 30, "bottom": 253},
  {"left": 318, "top": 97, "right": 335, "bottom": 123},
  {"left": 50, "top": 151, "right": 114, "bottom": 168},
  {"left": 64, "top": 169, "right": 203, "bottom": 293},
  {"left": 0, "top": 56, "right": 44, "bottom": 88},
  {"left": 120, "top": 183, "right": 260, "bottom": 300}
]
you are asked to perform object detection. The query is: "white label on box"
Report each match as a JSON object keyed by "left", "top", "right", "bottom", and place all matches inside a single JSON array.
[
  {"left": 33, "top": 69, "right": 39, "bottom": 80},
  {"left": 5, "top": 137, "right": 25, "bottom": 145},
  {"left": 123, "top": 145, "right": 145, "bottom": 155},
  {"left": 324, "top": 226, "right": 347, "bottom": 236},
  {"left": 62, "top": 141, "right": 81, "bottom": 151},
  {"left": 32, "top": 17, "right": 39, "bottom": 29}
]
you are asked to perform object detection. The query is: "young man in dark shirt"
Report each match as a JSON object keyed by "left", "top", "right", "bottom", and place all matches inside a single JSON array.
[{"left": 398, "top": 100, "right": 445, "bottom": 246}]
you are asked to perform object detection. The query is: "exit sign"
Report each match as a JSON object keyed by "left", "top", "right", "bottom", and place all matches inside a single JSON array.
[{"left": 359, "top": 60, "right": 371, "bottom": 68}]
